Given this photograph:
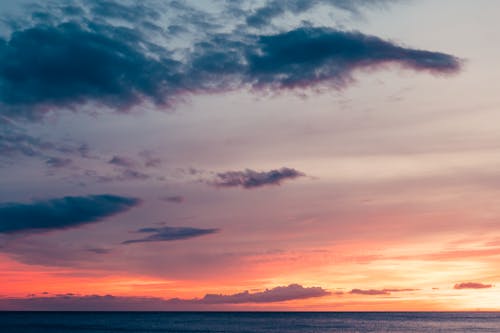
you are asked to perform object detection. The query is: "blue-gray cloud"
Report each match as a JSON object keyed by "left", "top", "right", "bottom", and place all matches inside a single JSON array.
[
  {"left": 245, "top": 0, "right": 393, "bottom": 28},
  {"left": 0, "top": 1, "right": 461, "bottom": 120},
  {"left": 212, "top": 167, "right": 305, "bottom": 189},
  {"left": 243, "top": 27, "right": 460, "bottom": 89},
  {"left": 0, "top": 21, "right": 178, "bottom": 119},
  {"left": 122, "top": 226, "right": 219, "bottom": 245},
  {"left": 0, "top": 194, "right": 139, "bottom": 234},
  {"left": 0, "top": 119, "right": 89, "bottom": 164}
]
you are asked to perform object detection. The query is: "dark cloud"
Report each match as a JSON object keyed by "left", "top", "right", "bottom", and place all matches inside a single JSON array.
[
  {"left": 453, "top": 282, "right": 493, "bottom": 290},
  {"left": 0, "top": 21, "right": 179, "bottom": 119},
  {"left": 180, "top": 284, "right": 331, "bottom": 304},
  {"left": 161, "top": 195, "right": 184, "bottom": 203},
  {"left": 0, "top": 1, "right": 461, "bottom": 120},
  {"left": 0, "top": 284, "right": 330, "bottom": 310},
  {"left": 122, "top": 226, "right": 219, "bottom": 245},
  {"left": 349, "top": 288, "right": 416, "bottom": 295},
  {"left": 108, "top": 155, "right": 137, "bottom": 168},
  {"left": 212, "top": 167, "right": 305, "bottom": 189},
  {"left": 0, "top": 194, "right": 139, "bottom": 234},
  {"left": 244, "top": 28, "right": 461, "bottom": 90}
]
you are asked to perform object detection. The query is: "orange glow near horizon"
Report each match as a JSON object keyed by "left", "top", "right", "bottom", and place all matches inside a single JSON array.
[{"left": 3, "top": 226, "right": 500, "bottom": 311}]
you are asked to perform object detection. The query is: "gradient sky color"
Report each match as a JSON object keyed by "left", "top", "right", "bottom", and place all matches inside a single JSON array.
[{"left": 1, "top": 0, "right": 500, "bottom": 311}]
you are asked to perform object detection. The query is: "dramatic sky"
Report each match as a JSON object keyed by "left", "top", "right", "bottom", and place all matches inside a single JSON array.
[{"left": 1, "top": 0, "right": 499, "bottom": 311}]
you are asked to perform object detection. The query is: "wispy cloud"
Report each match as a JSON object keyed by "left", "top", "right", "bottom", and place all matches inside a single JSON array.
[
  {"left": 245, "top": 0, "right": 393, "bottom": 27},
  {"left": 453, "top": 282, "right": 493, "bottom": 290},
  {"left": 211, "top": 167, "right": 305, "bottom": 189},
  {"left": 122, "top": 226, "right": 219, "bottom": 245},
  {"left": 349, "top": 288, "right": 417, "bottom": 295}
]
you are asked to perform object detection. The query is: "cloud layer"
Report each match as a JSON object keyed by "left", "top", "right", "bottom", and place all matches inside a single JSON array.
[
  {"left": 0, "top": 1, "right": 461, "bottom": 120},
  {"left": 122, "top": 226, "right": 219, "bottom": 244},
  {"left": 0, "top": 284, "right": 331, "bottom": 310},
  {"left": 212, "top": 167, "right": 305, "bottom": 189},
  {"left": 0, "top": 194, "right": 139, "bottom": 234}
]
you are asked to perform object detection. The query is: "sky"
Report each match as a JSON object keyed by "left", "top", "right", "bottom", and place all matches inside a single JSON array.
[{"left": 0, "top": 0, "right": 500, "bottom": 311}]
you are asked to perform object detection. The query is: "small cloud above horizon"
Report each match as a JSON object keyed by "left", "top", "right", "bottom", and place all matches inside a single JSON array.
[
  {"left": 454, "top": 282, "right": 493, "bottom": 290},
  {"left": 122, "top": 226, "right": 219, "bottom": 245},
  {"left": 211, "top": 167, "right": 305, "bottom": 189}
]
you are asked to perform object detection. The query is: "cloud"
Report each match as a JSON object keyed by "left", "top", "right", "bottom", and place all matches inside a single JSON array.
[
  {"left": 350, "top": 288, "right": 389, "bottom": 295},
  {"left": 0, "top": 21, "right": 178, "bottom": 119},
  {"left": 453, "top": 282, "right": 493, "bottom": 290},
  {"left": 122, "top": 226, "right": 219, "bottom": 245},
  {"left": 0, "top": 2, "right": 461, "bottom": 120},
  {"left": 0, "top": 194, "right": 139, "bottom": 234},
  {"left": 243, "top": 28, "right": 460, "bottom": 90},
  {"left": 182, "top": 284, "right": 331, "bottom": 304},
  {"left": 349, "top": 288, "right": 417, "bottom": 295},
  {"left": 245, "top": 0, "right": 392, "bottom": 28},
  {"left": 0, "top": 119, "right": 89, "bottom": 166},
  {"left": 212, "top": 167, "right": 305, "bottom": 189},
  {"left": 0, "top": 284, "right": 330, "bottom": 310},
  {"left": 108, "top": 155, "right": 137, "bottom": 168}
]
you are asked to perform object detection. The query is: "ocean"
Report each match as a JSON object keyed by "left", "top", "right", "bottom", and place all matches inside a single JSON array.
[{"left": 1, "top": 312, "right": 499, "bottom": 332}]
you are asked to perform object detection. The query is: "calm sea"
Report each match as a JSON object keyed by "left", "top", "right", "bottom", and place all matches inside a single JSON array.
[{"left": 1, "top": 312, "right": 499, "bottom": 332}]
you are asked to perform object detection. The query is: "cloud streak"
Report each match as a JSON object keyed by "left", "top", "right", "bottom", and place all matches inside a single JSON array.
[
  {"left": 122, "top": 226, "right": 219, "bottom": 245},
  {"left": 0, "top": 194, "right": 139, "bottom": 234},
  {"left": 454, "top": 282, "right": 493, "bottom": 290},
  {"left": 349, "top": 288, "right": 417, "bottom": 295},
  {"left": 212, "top": 167, "right": 305, "bottom": 189}
]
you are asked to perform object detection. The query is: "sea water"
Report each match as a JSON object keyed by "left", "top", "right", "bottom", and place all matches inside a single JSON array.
[{"left": 1, "top": 312, "right": 499, "bottom": 332}]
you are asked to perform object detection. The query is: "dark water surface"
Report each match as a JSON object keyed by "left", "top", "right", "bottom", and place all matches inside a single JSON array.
[{"left": 1, "top": 312, "right": 499, "bottom": 332}]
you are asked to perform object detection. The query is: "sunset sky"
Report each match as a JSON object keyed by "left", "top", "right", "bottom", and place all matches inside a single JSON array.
[{"left": 1, "top": 0, "right": 500, "bottom": 311}]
